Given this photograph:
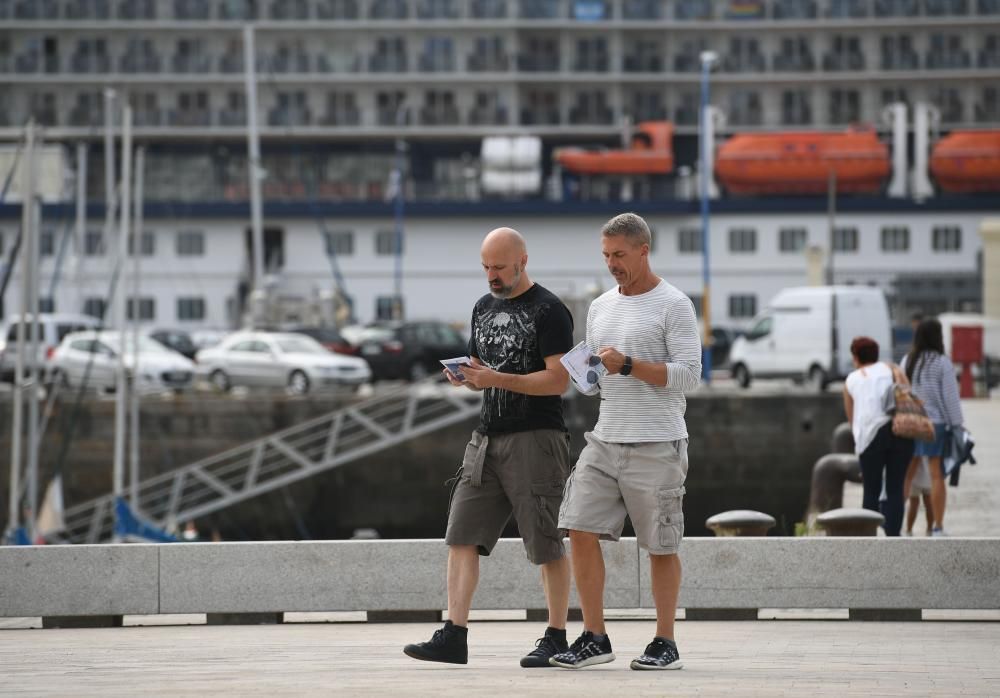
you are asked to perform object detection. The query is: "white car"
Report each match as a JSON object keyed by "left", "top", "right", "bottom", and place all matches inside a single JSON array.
[
  {"left": 51, "top": 330, "right": 196, "bottom": 393},
  {"left": 195, "top": 331, "right": 372, "bottom": 394},
  {"left": 0, "top": 313, "right": 101, "bottom": 382}
]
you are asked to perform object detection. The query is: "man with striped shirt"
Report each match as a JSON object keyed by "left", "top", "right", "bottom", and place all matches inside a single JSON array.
[{"left": 551, "top": 212, "right": 702, "bottom": 672}]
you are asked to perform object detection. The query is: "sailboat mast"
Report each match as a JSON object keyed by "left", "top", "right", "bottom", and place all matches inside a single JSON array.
[{"left": 112, "top": 105, "right": 132, "bottom": 529}]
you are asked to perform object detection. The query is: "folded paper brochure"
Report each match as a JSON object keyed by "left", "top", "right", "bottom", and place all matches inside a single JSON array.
[{"left": 560, "top": 341, "right": 605, "bottom": 395}]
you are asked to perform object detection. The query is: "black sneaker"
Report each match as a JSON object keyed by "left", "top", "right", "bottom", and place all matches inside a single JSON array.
[
  {"left": 549, "top": 631, "right": 615, "bottom": 669},
  {"left": 630, "top": 637, "right": 683, "bottom": 671},
  {"left": 403, "top": 621, "right": 469, "bottom": 665},
  {"left": 520, "top": 628, "right": 568, "bottom": 668}
]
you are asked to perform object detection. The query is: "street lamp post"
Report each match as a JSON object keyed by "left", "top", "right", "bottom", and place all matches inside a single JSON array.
[{"left": 698, "top": 50, "right": 718, "bottom": 384}]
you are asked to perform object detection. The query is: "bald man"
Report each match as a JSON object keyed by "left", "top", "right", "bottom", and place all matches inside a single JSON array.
[{"left": 404, "top": 227, "right": 575, "bottom": 668}]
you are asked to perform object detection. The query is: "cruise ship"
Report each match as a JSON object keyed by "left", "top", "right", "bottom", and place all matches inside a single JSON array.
[{"left": 1, "top": 0, "right": 998, "bottom": 333}]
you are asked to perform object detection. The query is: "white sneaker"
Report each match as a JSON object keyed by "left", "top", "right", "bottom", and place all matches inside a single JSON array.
[{"left": 931, "top": 528, "right": 946, "bottom": 537}]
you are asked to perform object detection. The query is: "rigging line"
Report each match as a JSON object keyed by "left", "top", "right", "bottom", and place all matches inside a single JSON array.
[{"left": 49, "top": 252, "right": 122, "bottom": 479}]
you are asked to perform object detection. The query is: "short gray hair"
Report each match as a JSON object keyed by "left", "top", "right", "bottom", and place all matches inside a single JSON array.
[{"left": 601, "top": 212, "right": 651, "bottom": 248}]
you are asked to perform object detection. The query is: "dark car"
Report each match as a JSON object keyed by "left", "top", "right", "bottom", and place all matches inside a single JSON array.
[
  {"left": 147, "top": 329, "right": 198, "bottom": 360},
  {"left": 710, "top": 327, "right": 742, "bottom": 369},
  {"left": 287, "top": 326, "right": 358, "bottom": 355},
  {"left": 356, "top": 321, "right": 468, "bottom": 381}
]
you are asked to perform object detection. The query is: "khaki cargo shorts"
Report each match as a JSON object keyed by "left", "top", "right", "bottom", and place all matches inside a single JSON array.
[
  {"left": 558, "top": 432, "right": 688, "bottom": 555},
  {"left": 445, "top": 429, "right": 570, "bottom": 565}
]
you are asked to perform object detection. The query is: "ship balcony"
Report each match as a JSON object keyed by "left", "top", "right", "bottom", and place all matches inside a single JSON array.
[
  {"left": 468, "top": 105, "right": 509, "bottom": 125},
  {"left": 269, "top": 0, "right": 310, "bottom": 20},
  {"left": 419, "top": 105, "right": 461, "bottom": 126},
  {"left": 623, "top": 55, "right": 664, "bottom": 73},
  {"left": 467, "top": 55, "right": 510, "bottom": 72},
  {"left": 622, "top": 0, "right": 663, "bottom": 20},
  {"left": 471, "top": 0, "right": 509, "bottom": 19},
  {"left": 319, "top": 108, "right": 361, "bottom": 126},
  {"left": 317, "top": 0, "right": 361, "bottom": 20}
]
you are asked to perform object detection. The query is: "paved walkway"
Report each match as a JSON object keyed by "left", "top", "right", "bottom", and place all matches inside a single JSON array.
[
  {"left": 2, "top": 618, "right": 999, "bottom": 696},
  {"left": 843, "top": 398, "right": 1000, "bottom": 536}
]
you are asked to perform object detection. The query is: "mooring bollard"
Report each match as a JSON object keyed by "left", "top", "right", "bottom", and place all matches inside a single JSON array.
[
  {"left": 705, "top": 510, "right": 776, "bottom": 537},
  {"left": 815, "top": 507, "right": 884, "bottom": 536},
  {"left": 831, "top": 422, "right": 855, "bottom": 454}
]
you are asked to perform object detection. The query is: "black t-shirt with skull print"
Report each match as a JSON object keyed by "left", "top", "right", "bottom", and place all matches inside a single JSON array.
[{"left": 468, "top": 283, "right": 574, "bottom": 434}]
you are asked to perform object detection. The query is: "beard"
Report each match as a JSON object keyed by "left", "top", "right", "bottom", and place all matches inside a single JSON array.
[{"left": 489, "top": 265, "right": 521, "bottom": 299}]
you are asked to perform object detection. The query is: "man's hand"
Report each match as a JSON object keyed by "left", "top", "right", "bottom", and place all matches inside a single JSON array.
[
  {"left": 598, "top": 347, "right": 626, "bottom": 375},
  {"left": 460, "top": 362, "right": 502, "bottom": 390},
  {"left": 442, "top": 367, "right": 465, "bottom": 387}
]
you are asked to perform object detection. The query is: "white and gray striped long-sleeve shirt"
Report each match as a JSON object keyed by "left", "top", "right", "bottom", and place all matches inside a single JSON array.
[
  {"left": 586, "top": 279, "right": 702, "bottom": 443},
  {"left": 901, "top": 351, "right": 964, "bottom": 426}
]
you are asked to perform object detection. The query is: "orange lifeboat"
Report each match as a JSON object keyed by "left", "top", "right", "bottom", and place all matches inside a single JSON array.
[
  {"left": 555, "top": 121, "right": 674, "bottom": 176},
  {"left": 715, "top": 128, "right": 890, "bottom": 195},
  {"left": 929, "top": 130, "right": 1000, "bottom": 193}
]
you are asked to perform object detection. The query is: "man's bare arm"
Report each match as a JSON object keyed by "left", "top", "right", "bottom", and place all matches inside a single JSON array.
[{"left": 460, "top": 354, "right": 569, "bottom": 395}]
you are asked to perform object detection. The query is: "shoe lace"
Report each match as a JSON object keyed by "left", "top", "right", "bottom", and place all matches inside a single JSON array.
[
  {"left": 642, "top": 638, "right": 676, "bottom": 661},
  {"left": 568, "top": 632, "right": 592, "bottom": 654},
  {"left": 643, "top": 638, "right": 670, "bottom": 657},
  {"left": 527, "top": 635, "right": 560, "bottom": 657},
  {"left": 428, "top": 628, "right": 447, "bottom": 647}
]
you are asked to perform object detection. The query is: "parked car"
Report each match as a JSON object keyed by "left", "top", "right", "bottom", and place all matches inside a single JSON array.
[
  {"left": 0, "top": 313, "right": 101, "bottom": 383},
  {"left": 286, "top": 326, "right": 359, "bottom": 355},
  {"left": 146, "top": 328, "right": 199, "bottom": 360},
  {"left": 354, "top": 321, "right": 468, "bottom": 381},
  {"left": 709, "top": 326, "right": 743, "bottom": 369},
  {"left": 51, "top": 330, "right": 196, "bottom": 392},
  {"left": 196, "top": 331, "right": 371, "bottom": 394},
  {"left": 728, "top": 286, "right": 892, "bottom": 390}
]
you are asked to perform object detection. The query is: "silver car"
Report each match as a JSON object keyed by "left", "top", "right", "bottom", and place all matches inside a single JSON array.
[
  {"left": 51, "top": 330, "right": 196, "bottom": 393},
  {"left": 196, "top": 331, "right": 372, "bottom": 394}
]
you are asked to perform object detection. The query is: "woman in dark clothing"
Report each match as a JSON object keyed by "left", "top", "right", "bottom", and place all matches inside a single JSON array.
[{"left": 843, "top": 336, "right": 915, "bottom": 536}]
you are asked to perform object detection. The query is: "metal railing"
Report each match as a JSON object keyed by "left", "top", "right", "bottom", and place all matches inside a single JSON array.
[{"left": 61, "top": 379, "right": 482, "bottom": 544}]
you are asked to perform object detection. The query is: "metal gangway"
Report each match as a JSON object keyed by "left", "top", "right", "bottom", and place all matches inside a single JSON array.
[{"left": 61, "top": 380, "right": 482, "bottom": 544}]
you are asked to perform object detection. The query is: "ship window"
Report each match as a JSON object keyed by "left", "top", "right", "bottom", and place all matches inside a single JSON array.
[
  {"left": 83, "top": 297, "right": 107, "bottom": 319},
  {"left": 833, "top": 226, "right": 858, "bottom": 252},
  {"left": 678, "top": 227, "right": 702, "bottom": 254},
  {"left": 932, "top": 226, "right": 962, "bottom": 252},
  {"left": 84, "top": 229, "right": 105, "bottom": 256},
  {"left": 728, "top": 294, "right": 757, "bottom": 319},
  {"left": 177, "top": 230, "right": 205, "bottom": 256},
  {"left": 376, "top": 295, "right": 403, "bottom": 320},
  {"left": 880, "top": 226, "right": 910, "bottom": 252},
  {"left": 127, "top": 297, "right": 156, "bottom": 321},
  {"left": 177, "top": 297, "right": 206, "bottom": 321},
  {"left": 325, "top": 230, "right": 354, "bottom": 256},
  {"left": 376, "top": 230, "right": 402, "bottom": 255},
  {"left": 728, "top": 227, "right": 757, "bottom": 253},
  {"left": 779, "top": 227, "right": 807, "bottom": 252},
  {"left": 688, "top": 294, "right": 703, "bottom": 317}
]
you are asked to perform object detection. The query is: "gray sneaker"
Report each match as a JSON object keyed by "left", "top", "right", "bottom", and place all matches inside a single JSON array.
[{"left": 630, "top": 637, "right": 683, "bottom": 670}]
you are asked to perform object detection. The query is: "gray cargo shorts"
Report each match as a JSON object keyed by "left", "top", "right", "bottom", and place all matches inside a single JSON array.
[
  {"left": 445, "top": 429, "right": 570, "bottom": 565},
  {"left": 558, "top": 431, "right": 689, "bottom": 555}
]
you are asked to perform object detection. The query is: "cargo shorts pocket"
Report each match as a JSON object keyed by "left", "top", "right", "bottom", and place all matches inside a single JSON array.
[
  {"left": 531, "top": 481, "right": 564, "bottom": 536},
  {"left": 657, "top": 486, "right": 686, "bottom": 550}
]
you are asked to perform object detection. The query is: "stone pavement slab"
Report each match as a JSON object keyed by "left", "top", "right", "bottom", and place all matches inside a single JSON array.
[{"left": 2, "top": 619, "right": 999, "bottom": 696}]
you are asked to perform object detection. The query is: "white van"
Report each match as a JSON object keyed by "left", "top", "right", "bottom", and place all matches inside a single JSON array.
[{"left": 728, "top": 286, "right": 892, "bottom": 390}]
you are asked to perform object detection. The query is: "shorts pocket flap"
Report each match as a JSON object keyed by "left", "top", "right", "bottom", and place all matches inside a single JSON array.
[
  {"left": 531, "top": 481, "right": 565, "bottom": 497},
  {"left": 659, "top": 486, "right": 686, "bottom": 500}
]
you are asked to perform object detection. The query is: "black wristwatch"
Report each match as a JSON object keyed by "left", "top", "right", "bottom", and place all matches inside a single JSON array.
[{"left": 620, "top": 355, "right": 633, "bottom": 376}]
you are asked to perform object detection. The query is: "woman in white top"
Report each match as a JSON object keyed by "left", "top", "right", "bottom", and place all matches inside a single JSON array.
[{"left": 843, "top": 336, "right": 916, "bottom": 536}]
